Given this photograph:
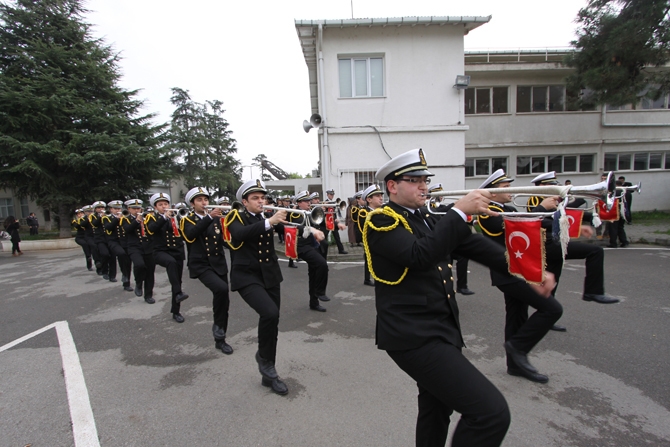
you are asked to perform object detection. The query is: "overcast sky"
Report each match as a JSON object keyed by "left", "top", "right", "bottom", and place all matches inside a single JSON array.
[{"left": 85, "top": 0, "right": 588, "bottom": 181}]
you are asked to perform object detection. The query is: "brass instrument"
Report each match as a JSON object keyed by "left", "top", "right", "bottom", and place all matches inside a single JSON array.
[
  {"left": 424, "top": 172, "right": 616, "bottom": 212},
  {"left": 166, "top": 208, "right": 189, "bottom": 217},
  {"left": 266, "top": 205, "right": 325, "bottom": 226},
  {"left": 614, "top": 182, "right": 642, "bottom": 199}
]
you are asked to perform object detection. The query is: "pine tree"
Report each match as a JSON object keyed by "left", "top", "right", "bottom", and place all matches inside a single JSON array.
[{"left": 0, "top": 0, "right": 170, "bottom": 237}]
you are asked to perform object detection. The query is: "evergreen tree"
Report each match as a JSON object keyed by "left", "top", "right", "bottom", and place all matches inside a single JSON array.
[
  {"left": 565, "top": 0, "right": 670, "bottom": 107},
  {"left": 0, "top": 0, "right": 170, "bottom": 237},
  {"left": 167, "top": 87, "right": 241, "bottom": 198}
]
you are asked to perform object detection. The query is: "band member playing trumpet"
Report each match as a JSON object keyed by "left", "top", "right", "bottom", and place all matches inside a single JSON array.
[
  {"left": 287, "top": 190, "right": 329, "bottom": 312},
  {"left": 325, "top": 189, "right": 348, "bottom": 254},
  {"left": 72, "top": 209, "right": 93, "bottom": 271},
  {"left": 146, "top": 193, "right": 189, "bottom": 323},
  {"left": 104, "top": 200, "right": 133, "bottom": 292},
  {"left": 361, "top": 184, "right": 384, "bottom": 286},
  {"left": 181, "top": 187, "right": 233, "bottom": 355},
  {"left": 477, "top": 169, "right": 563, "bottom": 383},
  {"left": 122, "top": 199, "right": 156, "bottom": 304},
  {"left": 90, "top": 201, "right": 113, "bottom": 280},
  {"left": 364, "top": 149, "right": 556, "bottom": 447},
  {"left": 80, "top": 205, "right": 101, "bottom": 274},
  {"left": 226, "top": 179, "right": 289, "bottom": 395}
]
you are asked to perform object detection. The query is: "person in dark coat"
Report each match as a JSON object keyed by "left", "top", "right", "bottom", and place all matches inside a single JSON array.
[
  {"left": 72, "top": 209, "right": 93, "bottom": 270},
  {"left": 121, "top": 199, "right": 156, "bottom": 304},
  {"left": 227, "top": 179, "right": 289, "bottom": 395},
  {"left": 4, "top": 216, "right": 22, "bottom": 256},
  {"left": 364, "top": 149, "right": 556, "bottom": 447}
]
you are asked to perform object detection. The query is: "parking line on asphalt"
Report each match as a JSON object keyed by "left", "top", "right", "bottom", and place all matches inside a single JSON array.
[{"left": 0, "top": 321, "right": 100, "bottom": 447}]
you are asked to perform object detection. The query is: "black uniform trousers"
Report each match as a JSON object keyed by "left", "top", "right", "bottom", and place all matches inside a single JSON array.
[
  {"left": 85, "top": 236, "right": 100, "bottom": 265},
  {"left": 453, "top": 254, "right": 469, "bottom": 290},
  {"left": 96, "top": 241, "right": 111, "bottom": 275},
  {"left": 128, "top": 249, "right": 156, "bottom": 298},
  {"left": 154, "top": 251, "right": 184, "bottom": 314},
  {"left": 319, "top": 229, "right": 330, "bottom": 260},
  {"left": 197, "top": 267, "right": 230, "bottom": 333},
  {"left": 238, "top": 283, "right": 281, "bottom": 362},
  {"left": 609, "top": 217, "right": 628, "bottom": 247},
  {"left": 364, "top": 255, "right": 371, "bottom": 282},
  {"left": 546, "top": 241, "right": 605, "bottom": 296},
  {"left": 107, "top": 241, "right": 130, "bottom": 283},
  {"left": 332, "top": 228, "right": 346, "bottom": 253},
  {"left": 75, "top": 236, "right": 92, "bottom": 268},
  {"left": 299, "top": 246, "right": 328, "bottom": 307},
  {"left": 387, "top": 340, "right": 510, "bottom": 447},
  {"left": 498, "top": 281, "right": 563, "bottom": 368}
]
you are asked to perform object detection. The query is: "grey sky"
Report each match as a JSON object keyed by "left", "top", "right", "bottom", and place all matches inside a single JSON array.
[{"left": 86, "top": 0, "right": 588, "bottom": 181}]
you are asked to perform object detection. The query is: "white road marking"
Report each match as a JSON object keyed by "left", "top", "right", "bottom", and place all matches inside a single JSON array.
[{"left": 0, "top": 321, "right": 100, "bottom": 447}]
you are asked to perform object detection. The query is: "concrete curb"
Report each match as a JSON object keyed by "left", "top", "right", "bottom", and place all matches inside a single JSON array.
[{"left": 0, "top": 238, "right": 79, "bottom": 251}]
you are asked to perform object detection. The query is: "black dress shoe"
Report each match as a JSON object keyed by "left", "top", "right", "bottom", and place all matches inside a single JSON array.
[
  {"left": 310, "top": 304, "right": 327, "bottom": 312},
  {"left": 109, "top": 277, "right": 117, "bottom": 283},
  {"left": 262, "top": 376, "right": 289, "bottom": 395},
  {"left": 144, "top": 296, "right": 155, "bottom": 304},
  {"left": 215, "top": 339, "right": 234, "bottom": 355},
  {"left": 550, "top": 324, "right": 567, "bottom": 332},
  {"left": 255, "top": 351, "right": 278, "bottom": 379},
  {"left": 457, "top": 288, "right": 475, "bottom": 295},
  {"left": 134, "top": 286, "right": 143, "bottom": 297},
  {"left": 620, "top": 242, "right": 629, "bottom": 247},
  {"left": 338, "top": 250, "right": 348, "bottom": 254},
  {"left": 175, "top": 292, "right": 189, "bottom": 303},
  {"left": 172, "top": 313, "right": 185, "bottom": 323},
  {"left": 583, "top": 293, "right": 619, "bottom": 304},
  {"left": 318, "top": 295, "right": 330, "bottom": 302},
  {"left": 504, "top": 341, "right": 538, "bottom": 373},
  {"left": 288, "top": 262, "right": 298, "bottom": 268},
  {"left": 507, "top": 366, "right": 549, "bottom": 384},
  {"left": 123, "top": 285, "right": 134, "bottom": 292},
  {"left": 364, "top": 279, "right": 375, "bottom": 286},
  {"left": 102, "top": 274, "right": 110, "bottom": 280}
]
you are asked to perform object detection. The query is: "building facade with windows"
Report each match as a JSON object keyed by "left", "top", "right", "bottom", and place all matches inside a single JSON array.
[
  {"left": 293, "top": 16, "right": 491, "bottom": 201},
  {"left": 463, "top": 49, "right": 670, "bottom": 211},
  {"left": 0, "top": 189, "right": 51, "bottom": 230}
]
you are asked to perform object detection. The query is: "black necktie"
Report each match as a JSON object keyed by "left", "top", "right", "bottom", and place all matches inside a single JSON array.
[{"left": 415, "top": 209, "right": 433, "bottom": 230}]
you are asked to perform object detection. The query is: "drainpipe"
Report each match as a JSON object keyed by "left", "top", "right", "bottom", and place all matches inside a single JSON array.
[
  {"left": 601, "top": 107, "right": 670, "bottom": 127},
  {"left": 317, "top": 24, "right": 330, "bottom": 191}
]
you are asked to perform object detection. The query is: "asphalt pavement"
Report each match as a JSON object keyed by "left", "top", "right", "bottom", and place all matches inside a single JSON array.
[{"left": 1, "top": 243, "right": 669, "bottom": 447}]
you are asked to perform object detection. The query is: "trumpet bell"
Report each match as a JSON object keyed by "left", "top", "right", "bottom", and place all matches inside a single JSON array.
[{"left": 310, "top": 206, "right": 325, "bottom": 225}]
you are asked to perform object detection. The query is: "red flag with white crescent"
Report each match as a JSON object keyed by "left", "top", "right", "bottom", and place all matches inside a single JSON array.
[
  {"left": 285, "top": 226, "right": 298, "bottom": 259},
  {"left": 598, "top": 199, "right": 620, "bottom": 222},
  {"left": 565, "top": 208, "right": 584, "bottom": 238},
  {"left": 325, "top": 212, "right": 335, "bottom": 231},
  {"left": 503, "top": 216, "right": 546, "bottom": 284}
]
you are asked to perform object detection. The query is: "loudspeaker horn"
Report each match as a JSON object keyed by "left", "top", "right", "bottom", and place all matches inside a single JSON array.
[
  {"left": 302, "top": 120, "right": 312, "bottom": 133},
  {"left": 309, "top": 113, "right": 322, "bottom": 128}
]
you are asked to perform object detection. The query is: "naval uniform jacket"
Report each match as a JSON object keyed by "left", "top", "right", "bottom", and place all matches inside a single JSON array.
[
  {"left": 90, "top": 213, "right": 106, "bottom": 244},
  {"left": 365, "top": 201, "right": 510, "bottom": 352},
  {"left": 181, "top": 212, "right": 228, "bottom": 279},
  {"left": 122, "top": 215, "right": 154, "bottom": 255},
  {"left": 146, "top": 213, "right": 185, "bottom": 258},
  {"left": 104, "top": 215, "right": 127, "bottom": 248},
  {"left": 72, "top": 218, "right": 86, "bottom": 239},
  {"left": 227, "top": 208, "right": 282, "bottom": 291}
]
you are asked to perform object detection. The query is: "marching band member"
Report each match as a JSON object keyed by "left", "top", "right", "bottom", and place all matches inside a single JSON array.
[
  {"left": 104, "top": 200, "right": 133, "bottom": 292},
  {"left": 90, "top": 201, "right": 112, "bottom": 280},
  {"left": 181, "top": 187, "right": 233, "bottom": 355},
  {"left": 364, "top": 149, "right": 556, "bottom": 447},
  {"left": 350, "top": 191, "right": 364, "bottom": 247},
  {"left": 80, "top": 205, "right": 101, "bottom": 274},
  {"left": 325, "top": 188, "right": 348, "bottom": 254},
  {"left": 287, "top": 191, "right": 329, "bottom": 312},
  {"left": 72, "top": 209, "right": 93, "bottom": 271},
  {"left": 477, "top": 169, "right": 563, "bottom": 383},
  {"left": 309, "top": 192, "right": 330, "bottom": 259},
  {"left": 528, "top": 172, "right": 619, "bottom": 306},
  {"left": 122, "top": 199, "right": 156, "bottom": 304},
  {"left": 146, "top": 193, "right": 189, "bottom": 323},
  {"left": 226, "top": 179, "right": 289, "bottom": 395},
  {"left": 361, "top": 184, "right": 384, "bottom": 286}
]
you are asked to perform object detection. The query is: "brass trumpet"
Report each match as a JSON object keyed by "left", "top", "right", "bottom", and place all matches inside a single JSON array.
[
  {"left": 614, "top": 182, "right": 642, "bottom": 199},
  {"left": 424, "top": 172, "right": 616, "bottom": 211},
  {"left": 166, "top": 208, "right": 189, "bottom": 217},
  {"left": 266, "top": 205, "right": 325, "bottom": 226}
]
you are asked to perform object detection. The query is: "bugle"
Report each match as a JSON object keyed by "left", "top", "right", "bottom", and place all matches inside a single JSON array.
[
  {"left": 166, "top": 208, "right": 189, "bottom": 217},
  {"left": 614, "top": 182, "right": 642, "bottom": 199},
  {"left": 424, "top": 172, "right": 616, "bottom": 211},
  {"left": 266, "top": 205, "right": 324, "bottom": 226}
]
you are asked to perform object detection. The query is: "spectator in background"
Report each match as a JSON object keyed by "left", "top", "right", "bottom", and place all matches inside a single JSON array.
[
  {"left": 27, "top": 212, "right": 39, "bottom": 235},
  {"left": 564, "top": 180, "right": 572, "bottom": 186},
  {"left": 4, "top": 216, "right": 22, "bottom": 256}
]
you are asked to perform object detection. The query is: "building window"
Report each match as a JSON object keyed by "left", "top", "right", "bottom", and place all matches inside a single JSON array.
[
  {"left": 339, "top": 57, "right": 384, "bottom": 98},
  {"left": 354, "top": 171, "right": 377, "bottom": 193},
  {"left": 518, "top": 154, "right": 596, "bottom": 175},
  {"left": 465, "top": 157, "right": 507, "bottom": 177},
  {"left": 517, "top": 86, "right": 566, "bottom": 112},
  {"left": 465, "top": 87, "right": 508, "bottom": 114},
  {"left": 604, "top": 152, "right": 668, "bottom": 171},
  {"left": 0, "top": 198, "right": 14, "bottom": 218}
]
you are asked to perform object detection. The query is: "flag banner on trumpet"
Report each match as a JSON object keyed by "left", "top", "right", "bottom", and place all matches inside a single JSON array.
[
  {"left": 597, "top": 198, "right": 620, "bottom": 222},
  {"left": 284, "top": 226, "right": 298, "bottom": 260},
  {"left": 565, "top": 208, "right": 584, "bottom": 238},
  {"left": 503, "top": 215, "right": 546, "bottom": 285},
  {"left": 170, "top": 217, "right": 180, "bottom": 237},
  {"left": 325, "top": 212, "right": 335, "bottom": 231}
]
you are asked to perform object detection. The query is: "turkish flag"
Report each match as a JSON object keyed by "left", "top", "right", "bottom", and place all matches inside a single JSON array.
[
  {"left": 565, "top": 208, "right": 584, "bottom": 238},
  {"left": 598, "top": 199, "right": 620, "bottom": 222},
  {"left": 503, "top": 216, "right": 546, "bottom": 284},
  {"left": 170, "top": 217, "right": 181, "bottom": 237},
  {"left": 285, "top": 226, "right": 298, "bottom": 259},
  {"left": 325, "top": 212, "right": 335, "bottom": 231}
]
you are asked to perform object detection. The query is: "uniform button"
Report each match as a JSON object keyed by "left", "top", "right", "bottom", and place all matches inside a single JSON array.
[
  {"left": 438, "top": 266, "right": 442, "bottom": 271},
  {"left": 259, "top": 259, "right": 262, "bottom": 263},
  {"left": 448, "top": 264, "right": 453, "bottom": 268},
  {"left": 259, "top": 242, "right": 262, "bottom": 245},
  {"left": 266, "top": 250, "right": 269, "bottom": 253},
  {"left": 450, "top": 276, "right": 454, "bottom": 281},
  {"left": 266, "top": 258, "right": 269, "bottom": 262},
  {"left": 443, "top": 280, "right": 447, "bottom": 284},
  {"left": 259, "top": 250, "right": 262, "bottom": 254},
  {"left": 447, "top": 294, "right": 451, "bottom": 299}
]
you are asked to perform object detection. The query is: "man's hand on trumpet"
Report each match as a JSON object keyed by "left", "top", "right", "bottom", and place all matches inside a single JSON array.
[
  {"left": 453, "top": 190, "right": 498, "bottom": 216},
  {"left": 208, "top": 207, "right": 223, "bottom": 218},
  {"left": 539, "top": 195, "right": 561, "bottom": 211},
  {"left": 268, "top": 209, "right": 287, "bottom": 226}
]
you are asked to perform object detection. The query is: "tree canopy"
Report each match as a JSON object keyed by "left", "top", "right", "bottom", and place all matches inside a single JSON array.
[
  {"left": 166, "top": 87, "right": 241, "bottom": 199},
  {"left": 0, "top": 0, "right": 171, "bottom": 236},
  {"left": 565, "top": 0, "right": 670, "bottom": 107}
]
